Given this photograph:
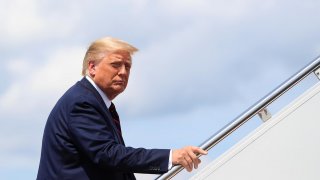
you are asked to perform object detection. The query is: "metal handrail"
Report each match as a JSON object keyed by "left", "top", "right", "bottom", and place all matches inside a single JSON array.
[{"left": 156, "top": 56, "right": 320, "bottom": 180}]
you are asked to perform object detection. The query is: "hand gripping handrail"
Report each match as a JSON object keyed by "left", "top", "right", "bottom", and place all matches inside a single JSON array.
[{"left": 156, "top": 56, "right": 320, "bottom": 180}]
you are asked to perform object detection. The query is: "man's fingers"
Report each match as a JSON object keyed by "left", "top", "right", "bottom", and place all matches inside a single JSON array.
[
  {"left": 188, "top": 147, "right": 206, "bottom": 169},
  {"left": 181, "top": 158, "right": 192, "bottom": 172},
  {"left": 184, "top": 156, "right": 193, "bottom": 172},
  {"left": 192, "top": 147, "right": 208, "bottom": 155},
  {"left": 194, "top": 158, "right": 201, "bottom": 169},
  {"left": 186, "top": 147, "right": 204, "bottom": 170},
  {"left": 186, "top": 148, "right": 199, "bottom": 167},
  {"left": 172, "top": 146, "right": 208, "bottom": 172},
  {"left": 187, "top": 149, "right": 198, "bottom": 160}
]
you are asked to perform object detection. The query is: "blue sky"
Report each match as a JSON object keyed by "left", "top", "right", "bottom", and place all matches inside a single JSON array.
[{"left": 1, "top": 0, "right": 320, "bottom": 179}]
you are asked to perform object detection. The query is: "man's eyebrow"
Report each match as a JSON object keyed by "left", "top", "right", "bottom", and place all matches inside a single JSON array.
[
  {"left": 109, "top": 57, "right": 124, "bottom": 62},
  {"left": 110, "top": 59, "right": 132, "bottom": 65},
  {"left": 110, "top": 59, "right": 122, "bottom": 62}
]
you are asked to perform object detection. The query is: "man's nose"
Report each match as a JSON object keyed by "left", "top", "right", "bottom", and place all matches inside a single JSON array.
[{"left": 118, "top": 65, "right": 128, "bottom": 76}]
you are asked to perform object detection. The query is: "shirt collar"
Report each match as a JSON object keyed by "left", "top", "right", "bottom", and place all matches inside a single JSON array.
[{"left": 85, "top": 75, "right": 111, "bottom": 109}]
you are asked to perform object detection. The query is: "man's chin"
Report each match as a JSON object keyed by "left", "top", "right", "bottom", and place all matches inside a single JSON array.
[{"left": 113, "top": 86, "right": 126, "bottom": 94}]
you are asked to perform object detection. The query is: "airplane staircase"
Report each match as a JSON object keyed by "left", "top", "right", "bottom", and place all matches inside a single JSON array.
[{"left": 156, "top": 56, "right": 320, "bottom": 180}]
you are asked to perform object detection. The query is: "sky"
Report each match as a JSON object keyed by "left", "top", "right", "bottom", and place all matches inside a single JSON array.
[{"left": 1, "top": 0, "right": 320, "bottom": 179}]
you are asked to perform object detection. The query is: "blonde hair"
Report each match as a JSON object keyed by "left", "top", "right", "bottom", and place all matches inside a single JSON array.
[{"left": 82, "top": 37, "right": 138, "bottom": 76}]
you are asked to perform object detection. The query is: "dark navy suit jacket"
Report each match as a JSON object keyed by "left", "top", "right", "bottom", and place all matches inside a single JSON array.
[{"left": 37, "top": 78, "right": 170, "bottom": 180}]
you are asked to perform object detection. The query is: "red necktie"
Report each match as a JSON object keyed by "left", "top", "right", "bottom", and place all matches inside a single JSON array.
[{"left": 109, "top": 103, "right": 123, "bottom": 140}]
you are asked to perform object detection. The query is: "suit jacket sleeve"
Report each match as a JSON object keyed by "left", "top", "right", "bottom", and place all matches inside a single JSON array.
[{"left": 67, "top": 96, "right": 170, "bottom": 174}]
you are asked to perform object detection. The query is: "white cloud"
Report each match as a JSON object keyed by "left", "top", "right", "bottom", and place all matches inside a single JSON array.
[
  {"left": 28, "top": 47, "right": 84, "bottom": 95},
  {"left": 6, "top": 58, "right": 32, "bottom": 76},
  {"left": 0, "top": 46, "right": 85, "bottom": 115},
  {"left": 156, "top": 0, "right": 276, "bottom": 22},
  {"left": 0, "top": 83, "right": 21, "bottom": 110},
  {"left": 0, "top": 134, "right": 38, "bottom": 168},
  {"left": 0, "top": 0, "right": 82, "bottom": 44}
]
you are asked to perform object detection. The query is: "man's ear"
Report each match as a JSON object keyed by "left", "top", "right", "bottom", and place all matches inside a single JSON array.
[{"left": 88, "top": 61, "right": 96, "bottom": 77}]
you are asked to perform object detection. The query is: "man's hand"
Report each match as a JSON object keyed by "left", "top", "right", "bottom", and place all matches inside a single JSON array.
[{"left": 172, "top": 146, "right": 207, "bottom": 172}]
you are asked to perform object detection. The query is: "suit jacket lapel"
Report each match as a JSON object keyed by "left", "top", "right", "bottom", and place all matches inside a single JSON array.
[{"left": 79, "top": 77, "right": 125, "bottom": 145}]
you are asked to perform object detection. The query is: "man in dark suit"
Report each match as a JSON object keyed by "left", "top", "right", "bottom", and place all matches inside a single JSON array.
[{"left": 37, "top": 37, "right": 207, "bottom": 180}]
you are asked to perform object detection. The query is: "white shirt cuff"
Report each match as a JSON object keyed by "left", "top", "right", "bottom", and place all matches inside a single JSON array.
[{"left": 168, "top": 149, "right": 173, "bottom": 169}]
